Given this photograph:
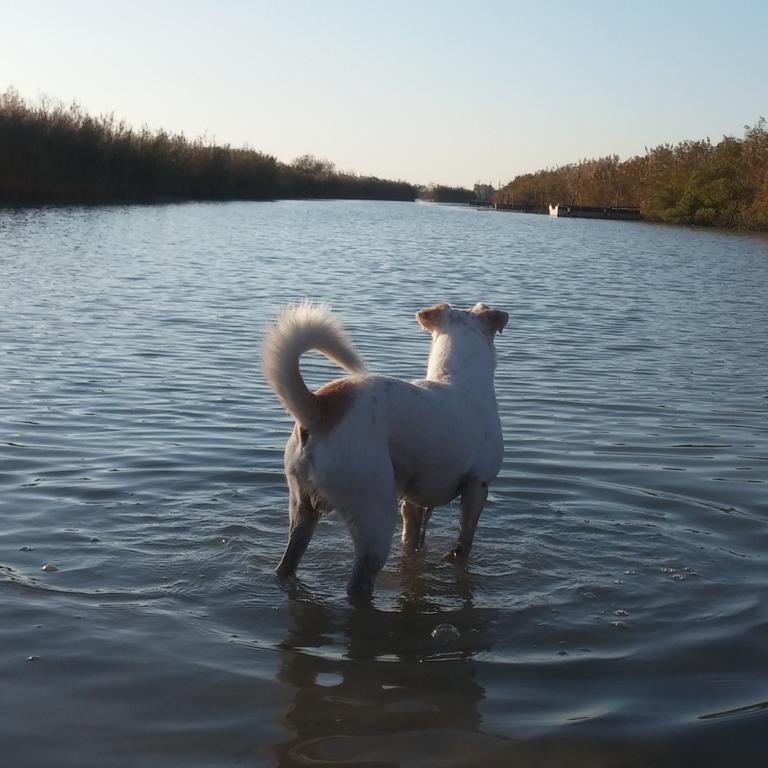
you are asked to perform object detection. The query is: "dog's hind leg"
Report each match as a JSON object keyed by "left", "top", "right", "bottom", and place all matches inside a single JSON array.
[
  {"left": 442, "top": 477, "right": 488, "bottom": 562},
  {"left": 276, "top": 492, "right": 320, "bottom": 579},
  {"left": 400, "top": 500, "right": 433, "bottom": 552},
  {"left": 341, "top": 473, "right": 398, "bottom": 603}
]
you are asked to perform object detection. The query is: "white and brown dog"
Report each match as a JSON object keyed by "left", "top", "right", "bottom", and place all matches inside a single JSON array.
[{"left": 262, "top": 301, "right": 508, "bottom": 600}]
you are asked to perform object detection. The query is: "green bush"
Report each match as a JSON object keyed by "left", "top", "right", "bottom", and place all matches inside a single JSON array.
[{"left": 495, "top": 121, "right": 768, "bottom": 230}]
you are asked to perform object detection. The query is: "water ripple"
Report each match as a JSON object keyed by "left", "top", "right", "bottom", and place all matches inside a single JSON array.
[{"left": 1, "top": 201, "right": 767, "bottom": 764}]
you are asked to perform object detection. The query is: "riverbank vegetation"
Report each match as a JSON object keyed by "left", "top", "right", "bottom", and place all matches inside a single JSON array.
[
  {"left": 496, "top": 120, "right": 768, "bottom": 230},
  {"left": 419, "top": 183, "right": 497, "bottom": 204},
  {"left": 0, "top": 89, "right": 416, "bottom": 205}
]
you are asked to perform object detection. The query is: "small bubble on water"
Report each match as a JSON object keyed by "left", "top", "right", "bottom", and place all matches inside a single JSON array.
[
  {"left": 431, "top": 623, "right": 460, "bottom": 644},
  {"left": 660, "top": 567, "right": 677, "bottom": 574},
  {"left": 20, "top": 545, "right": 34, "bottom": 552},
  {"left": 41, "top": 564, "right": 58, "bottom": 572},
  {"left": 27, "top": 655, "right": 40, "bottom": 662},
  {"left": 624, "top": 569, "right": 637, "bottom": 575},
  {"left": 315, "top": 672, "right": 344, "bottom": 688},
  {"left": 672, "top": 573, "right": 686, "bottom": 581},
  {"left": 614, "top": 609, "right": 629, "bottom": 617}
]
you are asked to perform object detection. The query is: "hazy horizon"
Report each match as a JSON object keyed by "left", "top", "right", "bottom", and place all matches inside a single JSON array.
[{"left": 3, "top": 0, "right": 766, "bottom": 188}]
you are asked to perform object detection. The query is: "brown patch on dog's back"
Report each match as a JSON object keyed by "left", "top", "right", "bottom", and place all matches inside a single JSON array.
[{"left": 312, "top": 377, "right": 358, "bottom": 433}]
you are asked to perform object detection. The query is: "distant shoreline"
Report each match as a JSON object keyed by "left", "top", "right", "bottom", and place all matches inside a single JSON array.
[
  {"left": 4, "top": 87, "right": 766, "bottom": 231},
  {"left": 0, "top": 195, "right": 420, "bottom": 210}
]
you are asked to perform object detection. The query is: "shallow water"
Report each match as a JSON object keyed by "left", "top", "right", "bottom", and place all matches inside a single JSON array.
[{"left": 1, "top": 200, "right": 767, "bottom": 766}]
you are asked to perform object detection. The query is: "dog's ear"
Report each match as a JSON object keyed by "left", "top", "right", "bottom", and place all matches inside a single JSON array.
[
  {"left": 473, "top": 305, "right": 509, "bottom": 335},
  {"left": 416, "top": 302, "right": 451, "bottom": 331}
]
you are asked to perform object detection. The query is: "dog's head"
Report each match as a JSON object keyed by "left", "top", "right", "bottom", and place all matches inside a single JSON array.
[{"left": 416, "top": 302, "right": 508, "bottom": 338}]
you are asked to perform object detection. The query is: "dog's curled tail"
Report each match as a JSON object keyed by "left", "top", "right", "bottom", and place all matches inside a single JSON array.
[{"left": 262, "top": 302, "right": 367, "bottom": 430}]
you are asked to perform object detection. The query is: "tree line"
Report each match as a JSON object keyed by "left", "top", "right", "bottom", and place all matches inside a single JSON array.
[
  {"left": 419, "top": 183, "right": 496, "bottom": 203},
  {"left": 0, "top": 88, "right": 416, "bottom": 205},
  {"left": 495, "top": 120, "right": 768, "bottom": 230},
  {"left": 419, "top": 184, "right": 475, "bottom": 203}
]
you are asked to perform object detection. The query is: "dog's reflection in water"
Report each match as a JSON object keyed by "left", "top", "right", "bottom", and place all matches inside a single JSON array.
[{"left": 272, "top": 556, "right": 498, "bottom": 765}]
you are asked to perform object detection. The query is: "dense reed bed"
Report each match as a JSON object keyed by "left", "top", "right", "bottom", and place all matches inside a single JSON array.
[{"left": 0, "top": 89, "right": 416, "bottom": 205}]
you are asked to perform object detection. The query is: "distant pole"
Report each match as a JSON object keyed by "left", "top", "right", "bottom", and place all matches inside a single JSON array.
[{"left": 576, "top": 165, "right": 581, "bottom": 206}]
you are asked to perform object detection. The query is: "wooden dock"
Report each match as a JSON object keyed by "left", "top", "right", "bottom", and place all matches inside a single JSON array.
[
  {"left": 493, "top": 203, "right": 547, "bottom": 214},
  {"left": 469, "top": 201, "right": 643, "bottom": 221},
  {"left": 547, "top": 203, "right": 641, "bottom": 221},
  {"left": 494, "top": 203, "right": 643, "bottom": 221}
]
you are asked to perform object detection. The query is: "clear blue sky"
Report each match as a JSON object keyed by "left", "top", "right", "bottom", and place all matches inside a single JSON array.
[{"left": 2, "top": 0, "right": 766, "bottom": 187}]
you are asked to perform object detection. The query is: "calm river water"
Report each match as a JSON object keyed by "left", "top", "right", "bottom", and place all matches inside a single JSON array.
[{"left": 1, "top": 200, "right": 767, "bottom": 767}]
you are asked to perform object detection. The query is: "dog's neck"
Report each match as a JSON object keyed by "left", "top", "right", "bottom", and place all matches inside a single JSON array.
[{"left": 425, "top": 329, "right": 497, "bottom": 399}]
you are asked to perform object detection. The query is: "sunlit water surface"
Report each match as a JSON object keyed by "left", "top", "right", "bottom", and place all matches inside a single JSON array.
[{"left": 1, "top": 201, "right": 767, "bottom": 767}]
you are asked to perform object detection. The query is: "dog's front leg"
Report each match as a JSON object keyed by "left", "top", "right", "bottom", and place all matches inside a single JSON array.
[
  {"left": 442, "top": 477, "right": 488, "bottom": 562},
  {"left": 400, "top": 500, "right": 433, "bottom": 552}
]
